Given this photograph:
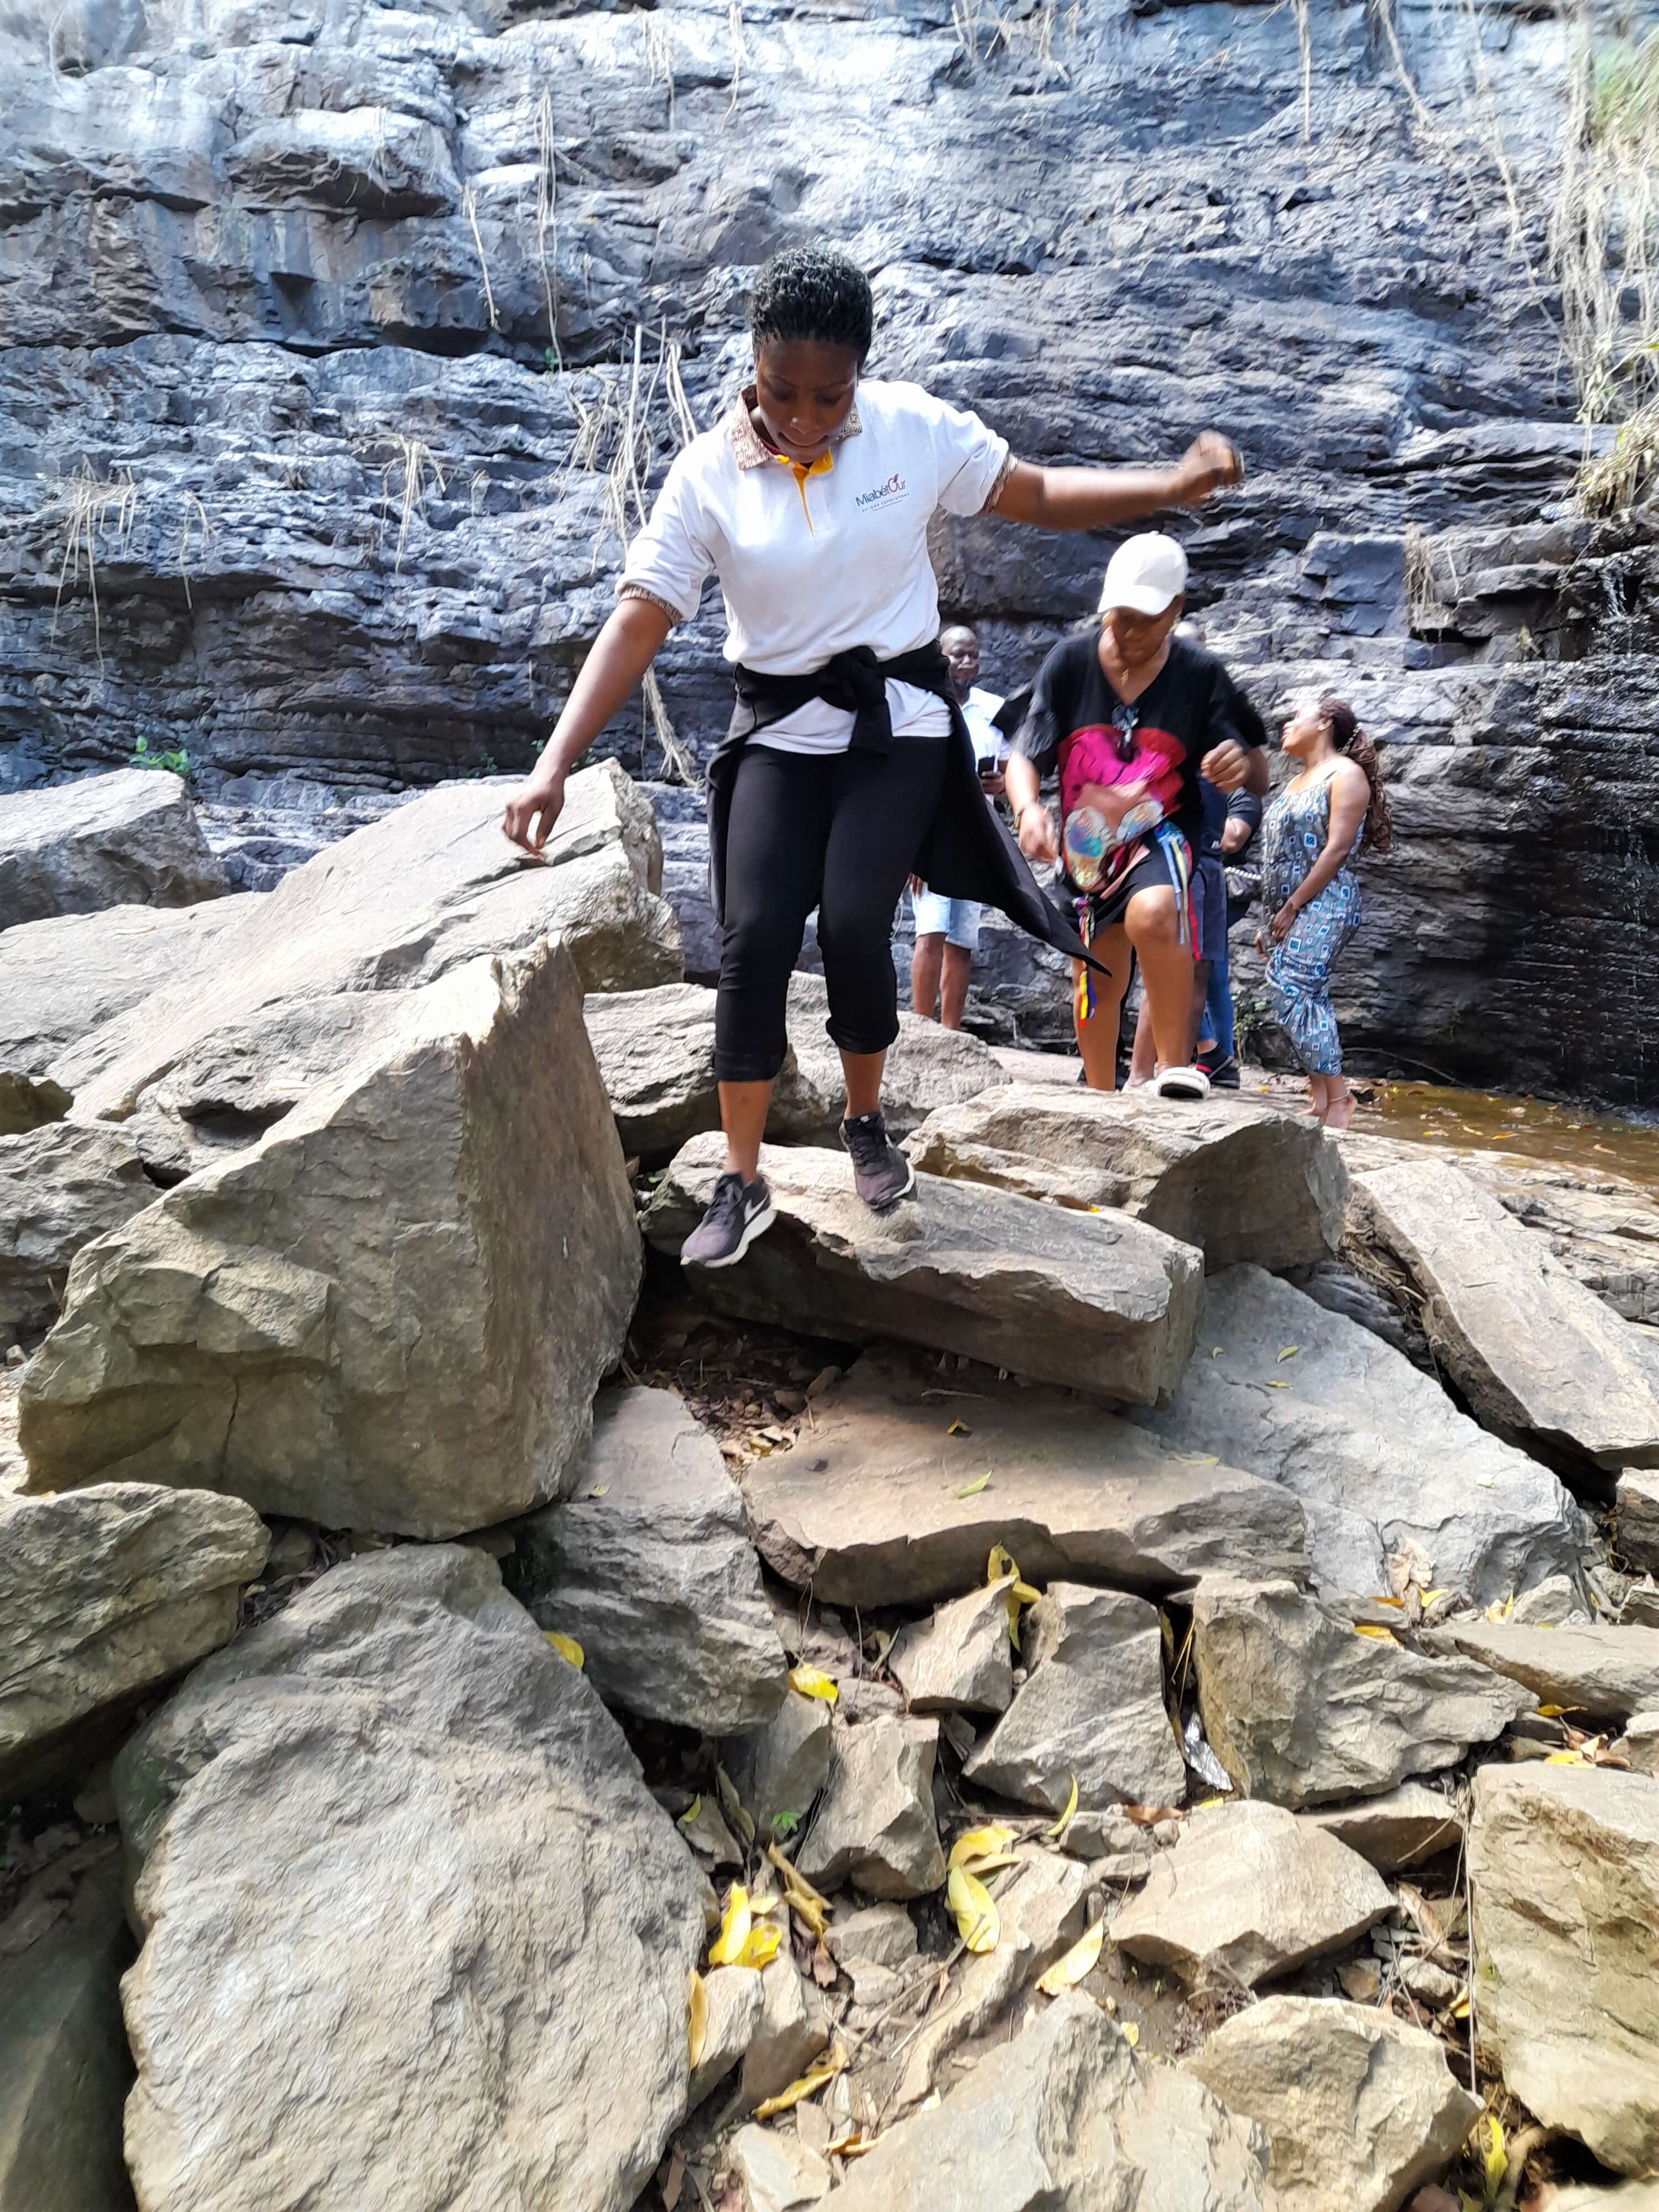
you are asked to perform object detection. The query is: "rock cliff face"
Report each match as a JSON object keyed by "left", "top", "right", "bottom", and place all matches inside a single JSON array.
[{"left": 1, "top": 0, "right": 1655, "bottom": 1097}]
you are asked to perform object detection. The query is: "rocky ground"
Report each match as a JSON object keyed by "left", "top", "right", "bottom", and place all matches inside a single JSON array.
[{"left": 5, "top": 764, "right": 1659, "bottom": 2212}]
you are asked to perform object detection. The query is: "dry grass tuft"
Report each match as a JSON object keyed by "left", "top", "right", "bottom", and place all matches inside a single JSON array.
[
  {"left": 535, "top": 89, "right": 560, "bottom": 366},
  {"left": 643, "top": 15, "right": 676, "bottom": 131},
  {"left": 950, "top": 0, "right": 1069, "bottom": 85},
  {"left": 1579, "top": 391, "right": 1659, "bottom": 513},
  {"left": 34, "top": 459, "right": 137, "bottom": 667},
  {"left": 461, "top": 184, "right": 499, "bottom": 331},
  {"left": 374, "top": 436, "right": 447, "bottom": 573}
]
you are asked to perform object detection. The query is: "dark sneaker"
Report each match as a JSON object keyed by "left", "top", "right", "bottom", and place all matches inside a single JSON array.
[
  {"left": 840, "top": 1110, "right": 916, "bottom": 1211},
  {"left": 681, "top": 1171, "right": 774, "bottom": 1269},
  {"left": 1198, "top": 1051, "right": 1240, "bottom": 1091}
]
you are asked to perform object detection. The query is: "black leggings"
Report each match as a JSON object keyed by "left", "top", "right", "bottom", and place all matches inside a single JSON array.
[{"left": 715, "top": 735, "right": 950, "bottom": 1083}]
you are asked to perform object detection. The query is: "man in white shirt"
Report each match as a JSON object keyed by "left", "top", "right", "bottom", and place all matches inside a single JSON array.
[{"left": 909, "top": 625, "right": 1004, "bottom": 1029}]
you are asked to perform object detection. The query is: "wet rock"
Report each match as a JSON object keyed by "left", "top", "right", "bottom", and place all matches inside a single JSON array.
[
  {"left": 1112, "top": 1802, "right": 1392, "bottom": 1990},
  {"left": 1138, "top": 1266, "right": 1592, "bottom": 1605},
  {"left": 784, "top": 973, "right": 1009, "bottom": 1139},
  {"left": 22, "top": 942, "right": 640, "bottom": 1537},
  {"left": 795, "top": 1715, "right": 945, "bottom": 1899},
  {"left": 905, "top": 1086, "right": 1345, "bottom": 1271},
  {"left": 0, "top": 1122, "right": 153, "bottom": 1331},
  {"left": 739, "top": 1954, "right": 830, "bottom": 2110},
  {"left": 723, "top": 1692, "right": 832, "bottom": 1841},
  {"left": 1422, "top": 1619, "right": 1659, "bottom": 1724},
  {"left": 1353, "top": 1159, "right": 1659, "bottom": 1477},
  {"left": 688, "top": 1965, "right": 764, "bottom": 2111},
  {"left": 54, "top": 763, "right": 680, "bottom": 1121},
  {"left": 1189, "top": 1995, "right": 1481, "bottom": 2212},
  {"left": 646, "top": 1138, "right": 1203, "bottom": 1407},
  {"left": 114, "top": 1543, "right": 705, "bottom": 2212},
  {"left": 834, "top": 1991, "right": 1270, "bottom": 2210},
  {"left": 889, "top": 1580, "right": 1013, "bottom": 1714},
  {"left": 1299, "top": 1782, "right": 1463, "bottom": 1873},
  {"left": 1617, "top": 1469, "right": 1659, "bottom": 1572},
  {"left": 963, "top": 1583, "right": 1185, "bottom": 1815},
  {"left": 0, "top": 767, "right": 226, "bottom": 930},
  {"left": 0, "top": 1854, "right": 135, "bottom": 2212},
  {"left": 509, "top": 1385, "right": 787, "bottom": 1735},
  {"left": 1, "top": 1481, "right": 267, "bottom": 1798},
  {"left": 1191, "top": 1576, "right": 1529, "bottom": 1808},
  {"left": 728, "top": 2124, "right": 830, "bottom": 2212},
  {"left": 1469, "top": 1765, "right": 1659, "bottom": 2176},
  {"left": 740, "top": 1350, "right": 1306, "bottom": 1610}
]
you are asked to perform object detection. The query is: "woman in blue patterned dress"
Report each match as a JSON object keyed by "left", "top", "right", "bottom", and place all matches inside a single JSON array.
[{"left": 1257, "top": 696, "right": 1392, "bottom": 1128}]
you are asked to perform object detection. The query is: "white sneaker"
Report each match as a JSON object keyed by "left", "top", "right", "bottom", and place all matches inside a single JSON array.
[{"left": 1152, "top": 1065, "right": 1211, "bottom": 1101}]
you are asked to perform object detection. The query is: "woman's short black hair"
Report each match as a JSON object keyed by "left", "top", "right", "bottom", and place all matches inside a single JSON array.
[{"left": 748, "top": 247, "right": 874, "bottom": 366}]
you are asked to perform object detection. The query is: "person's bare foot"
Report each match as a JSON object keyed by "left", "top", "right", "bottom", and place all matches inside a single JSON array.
[{"left": 1322, "top": 1092, "right": 1354, "bottom": 1131}]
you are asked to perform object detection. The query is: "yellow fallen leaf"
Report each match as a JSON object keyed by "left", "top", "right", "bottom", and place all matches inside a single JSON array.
[
  {"left": 955, "top": 1473, "right": 990, "bottom": 1498},
  {"left": 1036, "top": 1918, "right": 1105, "bottom": 1995},
  {"left": 950, "top": 1824, "right": 1014, "bottom": 1870},
  {"left": 1266, "top": 1379, "right": 1290, "bottom": 1389},
  {"left": 987, "top": 1543, "right": 1018, "bottom": 1584},
  {"left": 735, "top": 1923, "right": 782, "bottom": 1969},
  {"left": 1544, "top": 1749, "right": 1588, "bottom": 1765},
  {"left": 1211, "top": 1346, "right": 1222, "bottom": 1357},
  {"left": 766, "top": 1841, "right": 832, "bottom": 1915},
  {"left": 715, "top": 1764, "right": 755, "bottom": 1846},
  {"left": 677, "top": 1796, "right": 702, "bottom": 1827},
  {"left": 958, "top": 1851, "right": 1024, "bottom": 1877},
  {"left": 1196, "top": 1794, "right": 1225, "bottom": 1809},
  {"left": 586, "top": 1484, "right": 609, "bottom": 1498},
  {"left": 947, "top": 1864, "right": 999, "bottom": 1953},
  {"left": 1422, "top": 1588, "right": 1449, "bottom": 1604},
  {"left": 827, "top": 2130, "right": 876, "bottom": 2158},
  {"left": 1354, "top": 1624, "right": 1397, "bottom": 1641},
  {"left": 753, "top": 2049, "right": 846, "bottom": 2121},
  {"left": 708, "top": 1883, "right": 752, "bottom": 1967},
  {"left": 1046, "top": 1773, "right": 1079, "bottom": 1841},
  {"left": 545, "top": 1630, "right": 585, "bottom": 1668},
  {"left": 1177, "top": 1452, "right": 1219, "bottom": 1464},
  {"left": 1451, "top": 1996, "right": 1471, "bottom": 2020},
  {"left": 1277, "top": 1346, "right": 1299, "bottom": 1361},
  {"left": 1011, "top": 1579, "right": 1041, "bottom": 1605},
  {"left": 1482, "top": 2114, "right": 1506, "bottom": 2195},
  {"left": 789, "top": 1665, "right": 839, "bottom": 1704},
  {"left": 1121, "top": 2021, "right": 1140, "bottom": 2047},
  {"left": 687, "top": 1969, "right": 708, "bottom": 2068},
  {"left": 947, "top": 1419, "right": 972, "bottom": 1437},
  {"left": 1535, "top": 1704, "right": 1583, "bottom": 1719}
]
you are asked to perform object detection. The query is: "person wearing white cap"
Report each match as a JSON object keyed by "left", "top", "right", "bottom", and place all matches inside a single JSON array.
[{"left": 1004, "top": 532, "right": 1270, "bottom": 1097}]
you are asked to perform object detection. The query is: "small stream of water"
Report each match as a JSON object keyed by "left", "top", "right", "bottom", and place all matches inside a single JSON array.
[{"left": 1355, "top": 1082, "right": 1659, "bottom": 1202}]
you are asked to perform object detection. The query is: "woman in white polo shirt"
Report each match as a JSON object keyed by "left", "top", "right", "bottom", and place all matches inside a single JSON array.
[{"left": 503, "top": 247, "right": 1243, "bottom": 1268}]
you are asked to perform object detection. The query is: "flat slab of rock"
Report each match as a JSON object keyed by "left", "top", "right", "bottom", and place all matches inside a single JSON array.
[
  {"left": 508, "top": 1386, "right": 787, "bottom": 1735},
  {"left": 56, "top": 761, "right": 680, "bottom": 1122},
  {"left": 22, "top": 942, "right": 640, "bottom": 1537},
  {"left": 1469, "top": 1765, "right": 1659, "bottom": 2176},
  {"left": 1138, "top": 1266, "right": 1591, "bottom": 1605},
  {"left": 1300, "top": 1783, "right": 1463, "bottom": 1873},
  {"left": 1617, "top": 1469, "right": 1659, "bottom": 1572},
  {"left": 964, "top": 1583, "right": 1185, "bottom": 1813},
  {"left": 0, "top": 1854, "right": 135, "bottom": 2212},
  {"left": 890, "top": 1579, "right": 1013, "bottom": 1713},
  {"left": 1192, "top": 1576, "right": 1530, "bottom": 1807},
  {"left": 1112, "top": 1802, "right": 1391, "bottom": 1989},
  {"left": 741, "top": 1351, "right": 1306, "bottom": 1609},
  {"left": 1353, "top": 1157, "right": 1659, "bottom": 1475},
  {"left": 0, "top": 1122, "right": 153, "bottom": 1330},
  {"left": 113, "top": 1543, "right": 706, "bottom": 2212},
  {"left": 905, "top": 1085, "right": 1346, "bottom": 1271},
  {"left": 0, "top": 768, "right": 227, "bottom": 931},
  {"left": 1422, "top": 1619, "right": 1659, "bottom": 1724},
  {"left": 833, "top": 1992, "right": 1270, "bottom": 2210},
  {"left": 796, "top": 1715, "right": 945, "bottom": 1898},
  {"left": 646, "top": 1136, "right": 1203, "bottom": 1407},
  {"left": 1189, "top": 1995, "right": 1480, "bottom": 2212},
  {"left": 0, "top": 1481, "right": 267, "bottom": 1798}
]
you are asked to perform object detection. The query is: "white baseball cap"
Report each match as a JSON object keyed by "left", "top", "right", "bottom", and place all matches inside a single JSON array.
[{"left": 1099, "top": 533, "right": 1188, "bottom": 617}]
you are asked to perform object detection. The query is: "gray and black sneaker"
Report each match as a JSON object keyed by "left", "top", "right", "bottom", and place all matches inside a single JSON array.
[
  {"left": 840, "top": 1110, "right": 916, "bottom": 1212},
  {"left": 681, "top": 1171, "right": 774, "bottom": 1269}
]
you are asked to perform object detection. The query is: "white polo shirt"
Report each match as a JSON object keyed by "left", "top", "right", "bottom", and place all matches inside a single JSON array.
[
  {"left": 962, "top": 685, "right": 1006, "bottom": 764},
  {"left": 619, "top": 379, "right": 1013, "bottom": 753}
]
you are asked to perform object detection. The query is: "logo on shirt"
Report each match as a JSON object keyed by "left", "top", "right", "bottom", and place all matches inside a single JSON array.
[{"left": 855, "top": 473, "right": 908, "bottom": 511}]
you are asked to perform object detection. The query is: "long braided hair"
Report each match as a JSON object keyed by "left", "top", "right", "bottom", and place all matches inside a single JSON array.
[{"left": 1321, "top": 696, "right": 1393, "bottom": 857}]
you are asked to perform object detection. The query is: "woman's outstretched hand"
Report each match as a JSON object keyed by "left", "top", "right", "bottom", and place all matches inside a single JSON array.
[
  {"left": 1171, "top": 432, "right": 1244, "bottom": 507},
  {"left": 502, "top": 765, "right": 567, "bottom": 856}
]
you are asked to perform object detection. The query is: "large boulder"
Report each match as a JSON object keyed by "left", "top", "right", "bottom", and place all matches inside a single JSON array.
[
  {"left": 0, "top": 895, "right": 258, "bottom": 1135},
  {"left": 113, "top": 1543, "right": 706, "bottom": 2212},
  {"left": 1422, "top": 1618, "right": 1659, "bottom": 1724},
  {"left": 740, "top": 1349, "right": 1307, "bottom": 1608},
  {"left": 963, "top": 1582, "right": 1186, "bottom": 1813},
  {"left": 1469, "top": 1764, "right": 1659, "bottom": 2176},
  {"left": 0, "top": 1122, "right": 153, "bottom": 1332},
  {"left": 54, "top": 762, "right": 680, "bottom": 1121},
  {"left": 905, "top": 1086, "right": 1347, "bottom": 1271},
  {"left": 1111, "top": 1802, "right": 1391, "bottom": 1989},
  {"left": 0, "top": 1854, "right": 135, "bottom": 2212},
  {"left": 784, "top": 972, "right": 1010, "bottom": 1137},
  {"left": 1353, "top": 1157, "right": 1659, "bottom": 1476},
  {"left": 0, "top": 768, "right": 227, "bottom": 931},
  {"left": 507, "top": 1385, "right": 788, "bottom": 1735},
  {"left": 831, "top": 1992, "right": 1270, "bottom": 2211},
  {"left": 1188, "top": 1996, "right": 1480, "bottom": 2212},
  {"left": 1191, "top": 1575, "right": 1530, "bottom": 1807},
  {"left": 0, "top": 1481, "right": 267, "bottom": 1798},
  {"left": 1136, "top": 1266, "right": 1592, "bottom": 1604},
  {"left": 20, "top": 942, "right": 640, "bottom": 1537},
  {"left": 648, "top": 1138, "right": 1205, "bottom": 1406}
]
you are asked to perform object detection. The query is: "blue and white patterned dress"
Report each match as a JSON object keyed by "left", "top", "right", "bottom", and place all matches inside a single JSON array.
[{"left": 1261, "top": 770, "right": 1363, "bottom": 1077}]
